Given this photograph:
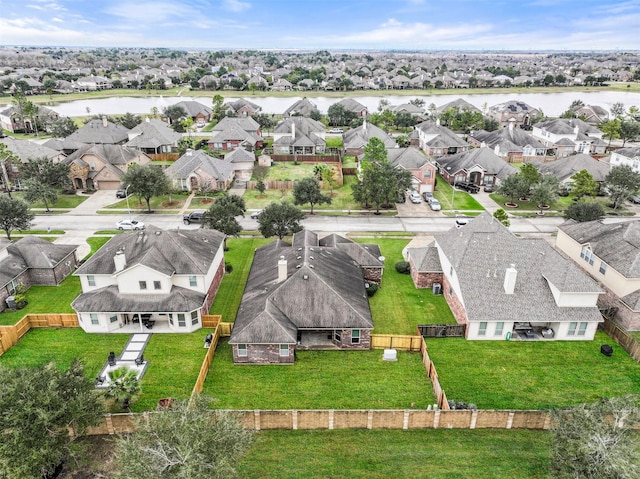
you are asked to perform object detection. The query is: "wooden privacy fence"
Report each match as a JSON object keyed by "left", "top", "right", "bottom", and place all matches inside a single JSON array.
[
  {"left": 600, "top": 318, "right": 640, "bottom": 363},
  {"left": 201, "top": 314, "right": 221, "bottom": 329},
  {"left": 79, "top": 409, "right": 552, "bottom": 435},
  {"left": 0, "top": 313, "right": 79, "bottom": 356},
  {"left": 190, "top": 321, "right": 234, "bottom": 398},
  {"left": 370, "top": 334, "right": 422, "bottom": 351},
  {"left": 421, "top": 338, "right": 449, "bottom": 410},
  {"left": 270, "top": 155, "right": 341, "bottom": 163},
  {"left": 417, "top": 324, "right": 466, "bottom": 338}
]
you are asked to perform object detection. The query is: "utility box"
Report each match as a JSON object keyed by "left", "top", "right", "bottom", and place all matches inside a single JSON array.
[
  {"left": 432, "top": 283, "right": 442, "bottom": 295},
  {"left": 5, "top": 295, "right": 15, "bottom": 310}
]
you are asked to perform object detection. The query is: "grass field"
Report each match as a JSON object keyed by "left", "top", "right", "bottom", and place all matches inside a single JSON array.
[
  {"left": 434, "top": 178, "right": 485, "bottom": 211},
  {"left": 105, "top": 193, "right": 188, "bottom": 210},
  {"left": 12, "top": 191, "right": 88, "bottom": 209},
  {"left": 426, "top": 332, "right": 640, "bottom": 410},
  {"left": 204, "top": 339, "right": 434, "bottom": 409}
]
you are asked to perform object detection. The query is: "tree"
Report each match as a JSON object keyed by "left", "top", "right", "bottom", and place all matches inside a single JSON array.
[
  {"left": 0, "top": 360, "right": 102, "bottom": 478},
  {"left": 570, "top": 169, "right": 599, "bottom": 198},
  {"left": 564, "top": 201, "right": 605, "bottom": 222},
  {"left": 293, "top": 177, "right": 331, "bottom": 214},
  {"left": 322, "top": 167, "right": 338, "bottom": 197},
  {"left": 20, "top": 156, "right": 70, "bottom": 188},
  {"left": 519, "top": 163, "right": 541, "bottom": 192},
  {"left": 530, "top": 176, "right": 559, "bottom": 214},
  {"left": 121, "top": 164, "right": 171, "bottom": 213},
  {"left": 164, "top": 104, "right": 187, "bottom": 125},
  {"left": 611, "top": 101, "right": 626, "bottom": 118},
  {"left": 204, "top": 193, "right": 246, "bottom": 249},
  {"left": 113, "top": 394, "right": 253, "bottom": 479},
  {"left": 117, "top": 112, "right": 142, "bottom": 129},
  {"left": 23, "top": 178, "right": 58, "bottom": 212},
  {"left": 605, "top": 165, "right": 640, "bottom": 209},
  {"left": 497, "top": 174, "right": 529, "bottom": 204},
  {"left": 327, "top": 103, "right": 356, "bottom": 126},
  {"left": 105, "top": 366, "right": 141, "bottom": 409},
  {"left": 257, "top": 202, "right": 305, "bottom": 239},
  {"left": 550, "top": 395, "right": 640, "bottom": 479},
  {"left": 177, "top": 137, "right": 194, "bottom": 156},
  {"left": 619, "top": 120, "right": 640, "bottom": 147},
  {"left": 212, "top": 94, "right": 226, "bottom": 121},
  {"left": 0, "top": 195, "right": 33, "bottom": 239},
  {"left": 600, "top": 119, "right": 621, "bottom": 148},
  {"left": 50, "top": 117, "right": 78, "bottom": 138},
  {"left": 0, "top": 143, "right": 20, "bottom": 197},
  {"left": 493, "top": 208, "right": 510, "bottom": 227}
]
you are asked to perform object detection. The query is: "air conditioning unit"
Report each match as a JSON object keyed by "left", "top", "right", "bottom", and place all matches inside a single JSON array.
[{"left": 432, "top": 283, "right": 442, "bottom": 295}]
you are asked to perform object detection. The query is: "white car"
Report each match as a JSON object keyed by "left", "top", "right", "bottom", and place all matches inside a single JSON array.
[
  {"left": 409, "top": 192, "right": 421, "bottom": 204},
  {"left": 429, "top": 199, "right": 441, "bottom": 211},
  {"left": 250, "top": 210, "right": 262, "bottom": 219},
  {"left": 328, "top": 128, "right": 344, "bottom": 134},
  {"left": 116, "top": 219, "right": 145, "bottom": 230}
]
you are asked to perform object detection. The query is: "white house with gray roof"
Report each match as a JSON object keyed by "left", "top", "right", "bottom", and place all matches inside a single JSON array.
[
  {"left": 407, "top": 213, "right": 603, "bottom": 340},
  {"left": 72, "top": 226, "right": 225, "bottom": 334},
  {"left": 609, "top": 147, "right": 640, "bottom": 174},
  {"left": 166, "top": 149, "right": 235, "bottom": 191}
]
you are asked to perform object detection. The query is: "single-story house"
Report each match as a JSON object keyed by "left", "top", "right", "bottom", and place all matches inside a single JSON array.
[
  {"left": 171, "top": 101, "right": 213, "bottom": 125},
  {"left": 225, "top": 147, "right": 256, "bottom": 182},
  {"left": 436, "top": 147, "right": 518, "bottom": 188},
  {"left": 125, "top": 118, "right": 182, "bottom": 155},
  {"left": 343, "top": 119, "right": 396, "bottom": 156},
  {"left": 225, "top": 98, "right": 262, "bottom": 117},
  {"left": 406, "top": 213, "right": 603, "bottom": 340},
  {"left": 72, "top": 226, "right": 225, "bottom": 333},
  {"left": 529, "top": 154, "right": 610, "bottom": 188},
  {"left": 282, "top": 98, "right": 317, "bottom": 117},
  {"left": 166, "top": 149, "right": 235, "bottom": 191},
  {"left": 65, "top": 118, "right": 130, "bottom": 145},
  {"left": 229, "top": 230, "right": 376, "bottom": 364}
]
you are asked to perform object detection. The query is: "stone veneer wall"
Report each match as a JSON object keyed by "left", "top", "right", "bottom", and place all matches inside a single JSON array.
[
  {"left": 363, "top": 267, "right": 382, "bottom": 285},
  {"left": 233, "top": 343, "right": 295, "bottom": 364},
  {"left": 335, "top": 328, "right": 371, "bottom": 350}
]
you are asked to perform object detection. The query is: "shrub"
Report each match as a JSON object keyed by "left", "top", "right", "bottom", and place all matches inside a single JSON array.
[
  {"left": 366, "top": 283, "right": 379, "bottom": 297},
  {"left": 395, "top": 261, "right": 410, "bottom": 274},
  {"left": 225, "top": 262, "right": 233, "bottom": 273}
]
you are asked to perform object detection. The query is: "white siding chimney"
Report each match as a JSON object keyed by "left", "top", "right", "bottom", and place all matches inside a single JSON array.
[
  {"left": 503, "top": 264, "right": 517, "bottom": 294},
  {"left": 114, "top": 251, "right": 127, "bottom": 272},
  {"left": 102, "top": 116, "right": 108, "bottom": 128},
  {"left": 291, "top": 121, "right": 296, "bottom": 140},
  {"left": 278, "top": 255, "right": 287, "bottom": 283}
]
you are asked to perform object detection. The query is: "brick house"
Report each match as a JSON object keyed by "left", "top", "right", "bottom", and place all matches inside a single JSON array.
[
  {"left": 385, "top": 147, "right": 437, "bottom": 193},
  {"left": 436, "top": 147, "right": 517, "bottom": 188},
  {"left": 0, "top": 237, "right": 78, "bottom": 313},
  {"left": 229, "top": 230, "right": 377, "bottom": 364}
]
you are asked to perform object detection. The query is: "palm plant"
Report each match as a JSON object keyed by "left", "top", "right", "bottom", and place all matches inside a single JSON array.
[{"left": 106, "top": 366, "right": 141, "bottom": 409}]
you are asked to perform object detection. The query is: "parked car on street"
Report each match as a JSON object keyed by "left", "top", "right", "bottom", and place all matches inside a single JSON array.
[
  {"left": 183, "top": 210, "right": 206, "bottom": 224},
  {"left": 455, "top": 216, "right": 470, "bottom": 228},
  {"left": 429, "top": 199, "right": 441, "bottom": 211},
  {"left": 250, "top": 210, "right": 263, "bottom": 219},
  {"left": 115, "top": 219, "right": 145, "bottom": 230},
  {"left": 409, "top": 192, "right": 421, "bottom": 204},
  {"left": 632, "top": 196, "right": 640, "bottom": 204}
]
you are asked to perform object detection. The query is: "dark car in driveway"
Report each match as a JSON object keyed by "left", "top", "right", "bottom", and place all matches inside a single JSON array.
[
  {"left": 116, "top": 189, "right": 127, "bottom": 198},
  {"left": 632, "top": 196, "right": 640, "bottom": 204},
  {"left": 483, "top": 184, "right": 494, "bottom": 193}
]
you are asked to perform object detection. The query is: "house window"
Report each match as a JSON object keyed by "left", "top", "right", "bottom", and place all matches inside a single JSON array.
[
  {"left": 109, "top": 314, "right": 118, "bottom": 323},
  {"left": 352, "top": 329, "right": 361, "bottom": 344},
  {"left": 168, "top": 314, "right": 174, "bottom": 325},
  {"left": 178, "top": 314, "right": 186, "bottom": 327},
  {"left": 495, "top": 322, "right": 504, "bottom": 336},
  {"left": 577, "top": 322, "right": 588, "bottom": 336},
  {"left": 90, "top": 313, "right": 99, "bottom": 325},
  {"left": 580, "top": 246, "right": 595, "bottom": 266},
  {"left": 189, "top": 276, "right": 197, "bottom": 287},
  {"left": 8, "top": 278, "right": 19, "bottom": 295},
  {"left": 599, "top": 262, "right": 608, "bottom": 275},
  {"left": 279, "top": 344, "right": 289, "bottom": 357},
  {"left": 153, "top": 281, "right": 161, "bottom": 290},
  {"left": 87, "top": 275, "right": 96, "bottom": 287},
  {"left": 191, "top": 311, "right": 199, "bottom": 325},
  {"left": 139, "top": 281, "right": 147, "bottom": 290},
  {"left": 238, "top": 344, "right": 248, "bottom": 357},
  {"left": 334, "top": 330, "right": 342, "bottom": 342},
  {"left": 568, "top": 322, "right": 577, "bottom": 336},
  {"left": 424, "top": 170, "right": 432, "bottom": 178},
  {"left": 478, "top": 322, "right": 487, "bottom": 336}
]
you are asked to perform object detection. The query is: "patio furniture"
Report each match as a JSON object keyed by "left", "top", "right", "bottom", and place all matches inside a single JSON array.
[
  {"left": 95, "top": 375, "right": 105, "bottom": 386},
  {"left": 107, "top": 351, "right": 116, "bottom": 366},
  {"left": 144, "top": 320, "right": 155, "bottom": 329},
  {"left": 135, "top": 354, "right": 145, "bottom": 366}
]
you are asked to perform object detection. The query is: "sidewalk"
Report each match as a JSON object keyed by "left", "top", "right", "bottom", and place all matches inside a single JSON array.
[
  {"left": 68, "top": 190, "right": 121, "bottom": 215},
  {"left": 470, "top": 191, "right": 503, "bottom": 214}
]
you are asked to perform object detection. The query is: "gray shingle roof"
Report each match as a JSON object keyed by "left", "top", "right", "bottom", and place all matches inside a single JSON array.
[
  {"left": 212, "top": 116, "right": 260, "bottom": 133},
  {"left": 343, "top": 121, "right": 396, "bottom": 150},
  {"left": 385, "top": 147, "right": 433, "bottom": 170},
  {"left": 66, "top": 119, "right": 130, "bottom": 145},
  {"left": 125, "top": 119, "right": 182, "bottom": 149},
  {"left": 436, "top": 98, "right": 481, "bottom": 114},
  {"left": 414, "top": 120, "right": 469, "bottom": 148},
  {"left": 283, "top": 98, "right": 317, "bottom": 117},
  {"left": 62, "top": 144, "right": 148, "bottom": 167},
  {"left": 435, "top": 213, "right": 602, "bottom": 323},
  {"left": 471, "top": 126, "right": 545, "bottom": 152},
  {"left": 173, "top": 101, "right": 212, "bottom": 117},
  {"left": 0, "top": 137, "right": 61, "bottom": 162},
  {"left": 225, "top": 147, "right": 255, "bottom": 164},
  {"left": 435, "top": 147, "right": 517, "bottom": 179},
  {"left": 530, "top": 154, "right": 610, "bottom": 182},
  {"left": 166, "top": 150, "right": 235, "bottom": 182},
  {"left": 407, "top": 245, "right": 442, "bottom": 272}
]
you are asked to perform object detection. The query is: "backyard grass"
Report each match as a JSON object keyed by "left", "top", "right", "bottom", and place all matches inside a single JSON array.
[
  {"left": 261, "top": 161, "right": 317, "bottom": 181},
  {"left": 434, "top": 178, "right": 484, "bottom": 211},
  {"left": 325, "top": 136, "right": 343, "bottom": 148},
  {"left": 0, "top": 275, "right": 81, "bottom": 325},
  {"left": 357, "top": 238, "right": 456, "bottom": 334},
  {"left": 204, "top": 339, "right": 434, "bottom": 409},
  {"left": 209, "top": 237, "right": 273, "bottom": 320},
  {"left": 0, "top": 328, "right": 129, "bottom": 379},
  {"left": 425, "top": 332, "right": 640, "bottom": 410},
  {"left": 237, "top": 429, "right": 551, "bottom": 479}
]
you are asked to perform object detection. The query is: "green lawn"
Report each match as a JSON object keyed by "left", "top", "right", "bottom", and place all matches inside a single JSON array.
[
  {"left": 0, "top": 275, "right": 81, "bottom": 325},
  {"left": 204, "top": 339, "right": 434, "bottom": 409},
  {"left": 426, "top": 332, "right": 640, "bottom": 410},
  {"left": 237, "top": 429, "right": 551, "bottom": 479},
  {"left": 85, "top": 237, "right": 112, "bottom": 259},
  {"left": 209, "top": 237, "right": 273, "bottom": 320},
  {"left": 434, "top": 177, "right": 484, "bottom": 211},
  {"left": 325, "top": 136, "right": 343, "bottom": 148},
  {"left": 357, "top": 238, "right": 456, "bottom": 334},
  {"left": 12, "top": 191, "right": 88, "bottom": 209},
  {"left": 105, "top": 193, "right": 187, "bottom": 210},
  {"left": 261, "top": 161, "right": 317, "bottom": 181},
  {"left": 0, "top": 328, "right": 129, "bottom": 379}
]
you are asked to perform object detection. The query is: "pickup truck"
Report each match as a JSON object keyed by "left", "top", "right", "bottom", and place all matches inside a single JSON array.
[{"left": 183, "top": 210, "right": 206, "bottom": 224}]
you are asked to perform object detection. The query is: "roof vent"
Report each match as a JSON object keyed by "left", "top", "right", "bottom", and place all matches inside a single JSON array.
[
  {"left": 155, "top": 231, "right": 161, "bottom": 235},
  {"left": 303, "top": 274, "right": 309, "bottom": 280},
  {"left": 309, "top": 264, "right": 314, "bottom": 269},
  {"left": 309, "top": 256, "right": 314, "bottom": 260}
]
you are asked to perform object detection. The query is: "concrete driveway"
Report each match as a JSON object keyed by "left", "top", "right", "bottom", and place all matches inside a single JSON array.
[{"left": 70, "top": 190, "right": 122, "bottom": 215}]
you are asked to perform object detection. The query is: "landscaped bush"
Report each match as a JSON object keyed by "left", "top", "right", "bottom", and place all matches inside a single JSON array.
[
  {"left": 395, "top": 261, "right": 410, "bottom": 274},
  {"left": 225, "top": 261, "right": 233, "bottom": 273},
  {"left": 366, "top": 283, "right": 379, "bottom": 297}
]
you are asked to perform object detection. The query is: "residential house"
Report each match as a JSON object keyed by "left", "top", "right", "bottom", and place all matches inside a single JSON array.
[
  {"left": 436, "top": 98, "right": 481, "bottom": 115},
  {"left": 208, "top": 117, "right": 263, "bottom": 151},
  {"left": 343, "top": 119, "right": 396, "bottom": 156},
  {"left": 529, "top": 154, "right": 610, "bottom": 188},
  {"left": 229, "top": 230, "right": 375, "bottom": 364},
  {"left": 73, "top": 75, "right": 111, "bottom": 91},
  {"left": 72, "top": 226, "right": 225, "bottom": 333},
  {"left": 0, "top": 105, "right": 60, "bottom": 134},
  {"left": 385, "top": 147, "right": 437, "bottom": 193},
  {"left": 0, "top": 237, "right": 78, "bottom": 313},
  {"left": 62, "top": 144, "right": 152, "bottom": 191},
  {"left": 65, "top": 118, "right": 130, "bottom": 146},
  {"left": 406, "top": 213, "right": 603, "bottom": 340},
  {"left": 609, "top": 147, "right": 640, "bottom": 174},
  {"left": 283, "top": 98, "right": 317, "bottom": 118},
  {"left": 334, "top": 98, "right": 368, "bottom": 118},
  {"left": 166, "top": 149, "right": 235, "bottom": 191},
  {"left": 556, "top": 219, "right": 640, "bottom": 330},
  {"left": 272, "top": 117, "right": 326, "bottom": 155},
  {"left": 468, "top": 122, "right": 548, "bottom": 162},
  {"left": 413, "top": 120, "right": 469, "bottom": 158},
  {"left": 0, "top": 137, "right": 65, "bottom": 189},
  {"left": 172, "top": 101, "right": 213, "bottom": 125},
  {"left": 224, "top": 147, "right": 256, "bottom": 181},
  {"left": 436, "top": 147, "right": 517, "bottom": 188},
  {"left": 572, "top": 104, "right": 609, "bottom": 125},
  {"left": 532, "top": 118, "right": 605, "bottom": 157},
  {"left": 225, "top": 98, "right": 262, "bottom": 117},
  {"left": 271, "top": 78, "right": 293, "bottom": 92},
  {"left": 390, "top": 103, "right": 425, "bottom": 120},
  {"left": 125, "top": 118, "right": 182, "bottom": 155},
  {"left": 487, "top": 101, "right": 541, "bottom": 129},
  {"left": 42, "top": 137, "right": 84, "bottom": 156}
]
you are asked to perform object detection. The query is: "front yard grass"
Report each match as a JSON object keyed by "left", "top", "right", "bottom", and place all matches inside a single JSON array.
[
  {"left": 0, "top": 275, "right": 81, "bottom": 325},
  {"left": 13, "top": 191, "right": 88, "bottom": 209},
  {"left": 105, "top": 193, "right": 187, "bottom": 210},
  {"left": 426, "top": 331, "right": 640, "bottom": 410},
  {"left": 434, "top": 178, "right": 484, "bottom": 211},
  {"left": 358, "top": 238, "right": 456, "bottom": 334},
  {"left": 209, "top": 237, "right": 273, "bottom": 320},
  {"left": 204, "top": 339, "right": 434, "bottom": 409},
  {"left": 237, "top": 429, "right": 550, "bottom": 479}
]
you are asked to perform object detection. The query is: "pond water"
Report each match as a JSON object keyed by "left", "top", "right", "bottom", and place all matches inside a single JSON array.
[{"left": 5, "top": 90, "right": 640, "bottom": 117}]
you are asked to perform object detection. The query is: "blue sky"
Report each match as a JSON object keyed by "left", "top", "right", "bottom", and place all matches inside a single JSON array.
[{"left": 1, "top": 0, "right": 639, "bottom": 50}]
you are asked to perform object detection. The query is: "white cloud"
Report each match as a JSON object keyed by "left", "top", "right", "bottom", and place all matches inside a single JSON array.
[
  {"left": 222, "top": 0, "right": 250, "bottom": 12},
  {"left": 102, "top": 2, "right": 195, "bottom": 23}
]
